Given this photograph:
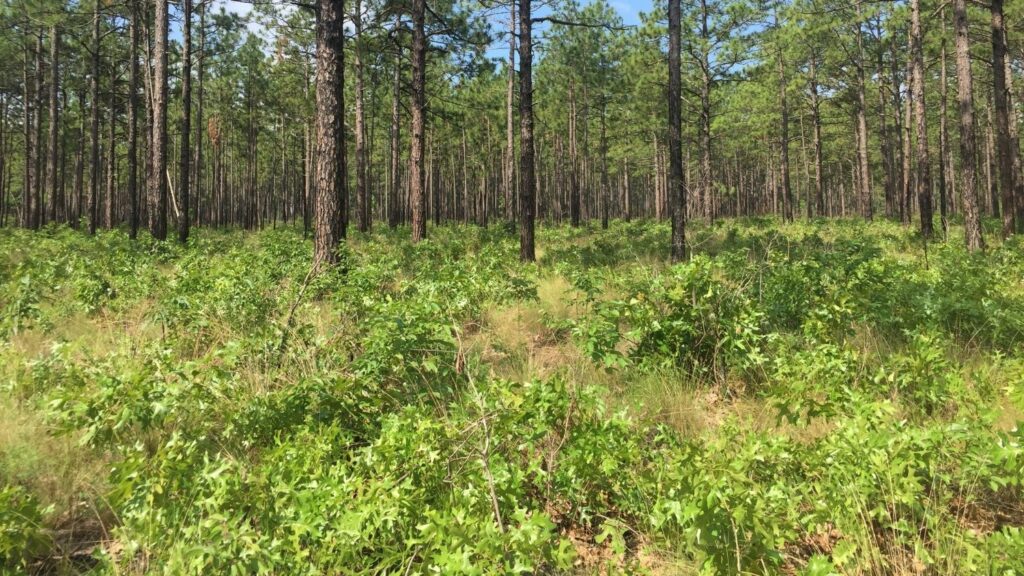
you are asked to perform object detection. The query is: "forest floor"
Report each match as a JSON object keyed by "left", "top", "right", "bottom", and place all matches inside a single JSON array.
[{"left": 1, "top": 219, "right": 1023, "bottom": 575}]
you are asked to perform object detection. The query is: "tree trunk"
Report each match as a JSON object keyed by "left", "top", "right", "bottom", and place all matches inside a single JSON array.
[
  {"left": 910, "top": 0, "right": 933, "bottom": 237},
  {"left": 623, "top": 159, "right": 631, "bottom": 221},
  {"left": 128, "top": 0, "right": 140, "bottom": 239},
  {"left": 568, "top": 81, "right": 580, "bottom": 227},
  {"left": 600, "top": 102, "right": 609, "bottom": 229},
  {"left": 150, "top": 0, "right": 168, "bottom": 240},
  {"left": 854, "top": 2, "right": 872, "bottom": 220},
  {"left": 21, "top": 40, "right": 32, "bottom": 228},
  {"left": 1004, "top": 30, "right": 1024, "bottom": 232},
  {"left": 105, "top": 63, "right": 116, "bottom": 229},
  {"left": 938, "top": 9, "right": 950, "bottom": 237},
  {"left": 505, "top": 0, "right": 515, "bottom": 223},
  {"left": 178, "top": 0, "right": 192, "bottom": 243},
  {"left": 0, "top": 97, "right": 6, "bottom": 227},
  {"left": 389, "top": 27, "right": 401, "bottom": 229},
  {"left": 74, "top": 92, "right": 85, "bottom": 227},
  {"left": 89, "top": 6, "right": 101, "bottom": 235},
  {"left": 410, "top": 0, "right": 427, "bottom": 242},
  {"left": 354, "top": 0, "right": 369, "bottom": 233},
  {"left": 991, "top": 0, "right": 1016, "bottom": 236},
  {"left": 778, "top": 41, "right": 792, "bottom": 222},
  {"left": 31, "top": 35, "right": 42, "bottom": 228},
  {"left": 954, "top": 0, "right": 984, "bottom": 251},
  {"left": 518, "top": 0, "right": 535, "bottom": 261},
  {"left": 46, "top": 26, "right": 59, "bottom": 224},
  {"left": 668, "top": 0, "right": 687, "bottom": 262},
  {"left": 809, "top": 55, "right": 824, "bottom": 217},
  {"left": 878, "top": 44, "right": 896, "bottom": 219},
  {"left": 698, "top": 0, "right": 713, "bottom": 222},
  {"left": 900, "top": 66, "right": 912, "bottom": 224},
  {"left": 194, "top": 0, "right": 205, "bottom": 229},
  {"left": 313, "top": 0, "right": 345, "bottom": 266}
]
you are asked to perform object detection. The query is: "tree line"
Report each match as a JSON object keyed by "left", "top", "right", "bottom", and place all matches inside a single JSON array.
[{"left": 0, "top": 0, "right": 1021, "bottom": 264}]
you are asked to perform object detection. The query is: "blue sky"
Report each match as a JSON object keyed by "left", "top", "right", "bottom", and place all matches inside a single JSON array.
[
  {"left": 207, "top": 0, "right": 652, "bottom": 61},
  {"left": 607, "top": 0, "right": 645, "bottom": 25},
  {"left": 211, "top": 0, "right": 650, "bottom": 32}
]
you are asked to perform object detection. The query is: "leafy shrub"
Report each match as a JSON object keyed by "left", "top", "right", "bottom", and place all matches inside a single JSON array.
[
  {"left": 0, "top": 485, "right": 52, "bottom": 572},
  {"left": 577, "top": 256, "right": 767, "bottom": 384}
]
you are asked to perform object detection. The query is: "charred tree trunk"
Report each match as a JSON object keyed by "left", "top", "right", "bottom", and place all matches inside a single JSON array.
[
  {"left": 505, "top": 1, "right": 516, "bottom": 223},
  {"left": 178, "top": 0, "right": 192, "bottom": 243},
  {"left": 668, "top": 0, "right": 687, "bottom": 262},
  {"left": 518, "top": 0, "right": 535, "bottom": 261}
]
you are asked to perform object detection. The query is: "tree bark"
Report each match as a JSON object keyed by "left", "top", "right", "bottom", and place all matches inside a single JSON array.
[
  {"left": 313, "top": 0, "right": 345, "bottom": 266},
  {"left": 878, "top": 43, "right": 896, "bottom": 219},
  {"left": 1004, "top": 29, "right": 1024, "bottom": 232},
  {"left": 194, "top": 0, "right": 205, "bottom": 229},
  {"left": 809, "top": 55, "right": 824, "bottom": 217},
  {"left": 698, "top": 0, "right": 713, "bottom": 222},
  {"left": 954, "top": 0, "right": 984, "bottom": 251},
  {"left": 505, "top": 0, "right": 515, "bottom": 223},
  {"left": 910, "top": 0, "right": 933, "bottom": 237},
  {"left": 89, "top": 6, "right": 101, "bottom": 235},
  {"left": 31, "top": 35, "right": 43, "bottom": 228},
  {"left": 22, "top": 40, "right": 32, "bottom": 228},
  {"left": 991, "top": 0, "right": 1016, "bottom": 236},
  {"left": 105, "top": 63, "right": 116, "bottom": 229},
  {"left": 668, "top": 0, "right": 687, "bottom": 262},
  {"left": 938, "top": 9, "right": 950, "bottom": 236},
  {"left": 0, "top": 97, "right": 6, "bottom": 227},
  {"left": 354, "top": 0, "right": 369, "bottom": 232},
  {"left": 518, "top": 0, "right": 535, "bottom": 261},
  {"left": 46, "top": 26, "right": 59, "bottom": 224},
  {"left": 600, "top": 101, "right": 609, "bottom": 229},
  {"left": 410, "top": 0, "right": 427, "bottom": 242},
  {"left": 778, "top": 41, "right": 792, "bottom": 222},
  {"left": 128, "top": 0, "right": 140, "bottom": 238},
  {"left": 150, "top": 0, "right": 169, "bottom": 240},
  {"left": 854, "top": 2, "right": 872, "bottom": 220},
  {"left": 179, "top": 0, "right": 192, "bottom": 243},
  {"left": 568, "top": 81, "right": 580, "bottom": 227},
  {"left": 389, "top": 25, "right": 401, "bottom": 229}
]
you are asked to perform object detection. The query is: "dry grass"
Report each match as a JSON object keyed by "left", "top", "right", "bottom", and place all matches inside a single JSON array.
[
  {"left": 0, "top": 397, "right": 114, "bottom": 565},
  {"left": 468, "top": 274, "right": 590, "bottom": 383}
]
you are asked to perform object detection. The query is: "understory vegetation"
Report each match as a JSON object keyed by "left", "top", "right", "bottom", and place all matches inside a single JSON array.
[{"left": 1, "top": 219, "right": 1023, "bottom": 575}]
